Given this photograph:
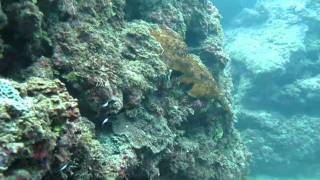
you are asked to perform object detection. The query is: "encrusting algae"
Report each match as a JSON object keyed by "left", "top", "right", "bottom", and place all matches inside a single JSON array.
[{"left": 150, "top": 26, "right": 220, "bottom": 99}]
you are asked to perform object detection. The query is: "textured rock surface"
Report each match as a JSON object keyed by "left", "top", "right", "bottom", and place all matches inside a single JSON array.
[
  {"left": 0, "top": 77, "right": 107, "bottom": 179},
  {"left": 225, "top": 0, "right": 320, "bottom": 177},
  {"left": 0, "top": 0, "right": 249, "bottom": 179}
]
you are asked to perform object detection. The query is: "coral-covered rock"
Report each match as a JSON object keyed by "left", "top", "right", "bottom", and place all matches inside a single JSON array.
[
  {"left": 150, "top": 26, "right": 221, "bottom": 99},
  {"left": 0, "top": 1, "right": 51, "bottom": 74},
  {"left": 0, "top": 0, "right": 250, "bottom": 179},
  {"left": 0, "top": 77, "right": 109, "bottom": 179}
]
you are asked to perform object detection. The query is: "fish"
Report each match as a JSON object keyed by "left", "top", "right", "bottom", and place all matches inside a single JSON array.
[
  {"left": 59, "top": 163, "right": 69, "bottom": 171},
  {"left": 102, "top": 101, "right": 109, "bottom": 107},
  {"left": 101, "top": 117, "right": 109, "bottom": 125}
]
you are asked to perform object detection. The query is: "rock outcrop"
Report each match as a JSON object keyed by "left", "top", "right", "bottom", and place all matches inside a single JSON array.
[{"left": 0, "top": 0, "right": 249, "bottom": 179}]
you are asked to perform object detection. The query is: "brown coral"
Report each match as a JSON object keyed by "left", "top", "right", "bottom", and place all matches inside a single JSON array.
[{"left": 150, "top": 26, "right": 220, "bottom": 99}]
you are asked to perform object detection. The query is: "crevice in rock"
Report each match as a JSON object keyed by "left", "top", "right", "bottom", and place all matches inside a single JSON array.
[
  {"left": 124, "top": 0, "right": 143, "bottom": 21},
  {"left": 0, "top": 1, "right": 53, "bottom": 77}
]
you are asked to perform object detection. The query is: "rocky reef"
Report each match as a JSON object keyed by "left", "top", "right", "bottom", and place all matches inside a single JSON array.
[
  {"left": 225, "top": 0, "right": 320, "bottom": 177},
  {"left": 0, "top": 0, "right": 249, "bottom": 179}
]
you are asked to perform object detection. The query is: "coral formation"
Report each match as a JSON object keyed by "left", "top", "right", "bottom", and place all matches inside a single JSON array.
[
  {"left": 150, "top": 26, "right": 221, "bottom": 99},
  {"left": 0, "top": 1, "right": 51, "bottom": 74},
  {"left": 0, "top": 0, "right": 249, "bottom": 179},
  {"left": 0, "top": 79, "right": 29, "bottom": 111},
  {"left": 0, "top": 77, "right": 103, "bottom": 179}
]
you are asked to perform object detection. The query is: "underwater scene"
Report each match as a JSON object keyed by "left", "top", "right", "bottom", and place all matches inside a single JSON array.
[{"left": 0, "top": 0, "right": 319, "bottom": 179}]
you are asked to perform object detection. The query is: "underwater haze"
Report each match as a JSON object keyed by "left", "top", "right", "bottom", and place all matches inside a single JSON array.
[
  {"left": 216, "top": 0, "right": 320, "bottom": 179},
  {"left": 0, "top": 0, "right": 319, "bottom": 179}
]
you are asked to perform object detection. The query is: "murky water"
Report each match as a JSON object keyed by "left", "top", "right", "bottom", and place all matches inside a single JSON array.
[{"left": 215, "top": 0, "right": 320, "bottom": 179}]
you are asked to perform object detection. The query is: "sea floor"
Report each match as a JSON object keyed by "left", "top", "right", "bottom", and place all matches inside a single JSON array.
[{"left": 249, "top": 175, "right": 320, "bottom": 180}]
